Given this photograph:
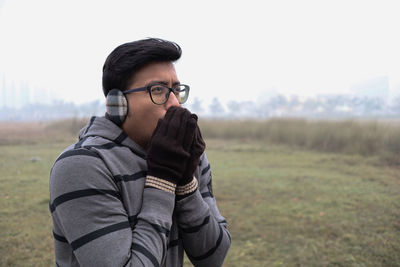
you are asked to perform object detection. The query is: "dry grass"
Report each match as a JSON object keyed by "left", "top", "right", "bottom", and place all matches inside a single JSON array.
[
  {"left": 198, "top": 118, "right": 400, "bottom": 166},
  {"left": 0, "top": 118, "right": 87, "bottom": 145},
  {"left": 1, "top": 117, "right": 399, "bottom": 165}
]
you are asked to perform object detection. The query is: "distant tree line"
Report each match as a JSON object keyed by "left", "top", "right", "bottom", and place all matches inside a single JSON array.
[
  {"left": 188, "top": 95, "right": 400, "bottom": 119},
  {"left": 0, "top": 100, "right": 105, "bottom": 121},
  {"left": 1, "top": 95, "right": 400, "bottom": 121}
]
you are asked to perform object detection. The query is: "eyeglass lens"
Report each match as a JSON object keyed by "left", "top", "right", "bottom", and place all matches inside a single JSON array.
[{"left": 150, "top": 85, "right": 188, "bottom": 104}]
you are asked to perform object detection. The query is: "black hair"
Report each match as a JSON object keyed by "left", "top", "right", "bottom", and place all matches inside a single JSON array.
[{"left": 102, "top": 38, "right": 182, "bottom": 96}]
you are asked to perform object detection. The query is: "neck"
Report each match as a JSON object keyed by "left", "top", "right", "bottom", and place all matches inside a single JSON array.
[{"left": 122, "top": 125, "right": 148, "bottom": 150}]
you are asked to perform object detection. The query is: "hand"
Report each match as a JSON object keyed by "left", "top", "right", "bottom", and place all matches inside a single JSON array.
[
  {"left": 179, "top": 117, "right": 206, "bottom": 186},
  {"left": 146, "top": 107, "right": 197, "bottom": 185}
]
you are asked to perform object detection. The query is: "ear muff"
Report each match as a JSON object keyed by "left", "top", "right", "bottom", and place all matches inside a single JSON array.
[{"left": 106, "top": 89, "right": 128, "bottom": 127}]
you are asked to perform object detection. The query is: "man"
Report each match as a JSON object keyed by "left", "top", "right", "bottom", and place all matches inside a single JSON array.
[{"left": 49, "top": 38, "right": 231, "bottom": 267}]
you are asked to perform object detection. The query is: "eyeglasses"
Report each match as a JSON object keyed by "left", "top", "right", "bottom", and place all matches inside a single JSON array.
[{"left": 124, "top": 83, "right": 190, "bottom": 105}]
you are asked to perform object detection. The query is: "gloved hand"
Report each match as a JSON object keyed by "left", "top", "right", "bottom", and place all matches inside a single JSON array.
[
  {"left": 146, "top": 107, "right": 197, "bottom": 189},
  {"left": 179, "top": 117, "right": 206, "bottom": 186}
]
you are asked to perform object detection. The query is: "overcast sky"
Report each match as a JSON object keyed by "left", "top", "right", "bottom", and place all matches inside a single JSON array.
[{"left": 0, "top": 0, "right": 399, "bottom": 106}]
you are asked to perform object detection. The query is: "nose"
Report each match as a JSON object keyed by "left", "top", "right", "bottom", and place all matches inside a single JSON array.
[{"left": 165, "top": 91, "right": 181, "bottom": 109}]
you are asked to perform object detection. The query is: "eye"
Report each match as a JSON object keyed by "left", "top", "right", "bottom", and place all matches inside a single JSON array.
[{"left": 150, "top": 85, "right": 167, "bottom": 95}]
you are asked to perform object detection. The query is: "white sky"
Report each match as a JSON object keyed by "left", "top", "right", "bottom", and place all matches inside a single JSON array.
[{"left": 0, "top": 0, "right": 399, "bottom": 105}]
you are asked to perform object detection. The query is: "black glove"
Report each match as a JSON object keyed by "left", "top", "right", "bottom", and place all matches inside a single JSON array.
[
  {"left": 179, "top": 117, "right": 206, "bottom": 186},
  {"left": 175, "top": 117, "right": 206, "bottom": 199},
  {"left": 146, "top": 107, "right": 197, "bottom": 188}
]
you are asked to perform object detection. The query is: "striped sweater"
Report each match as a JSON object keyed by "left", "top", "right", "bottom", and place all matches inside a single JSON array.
[{"left": 49, "top": 116, "right": 231, "bottom": 267}]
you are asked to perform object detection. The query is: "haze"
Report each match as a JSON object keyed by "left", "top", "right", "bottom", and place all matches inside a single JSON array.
[{"left": 1, "top": 0, "right": 399, "bottom": 107}]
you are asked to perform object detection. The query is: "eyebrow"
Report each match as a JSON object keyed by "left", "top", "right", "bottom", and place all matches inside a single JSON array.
[{"left": 147, "top": 80, "right": 181, "bottom": 87}]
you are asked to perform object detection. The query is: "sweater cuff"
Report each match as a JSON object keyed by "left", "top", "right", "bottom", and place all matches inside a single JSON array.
[
  {"left": 145, "top": 175, "right": 177, "bottom": 194},
  {"left": 176, "top": 177, "right": 198, "bottom": 196}
]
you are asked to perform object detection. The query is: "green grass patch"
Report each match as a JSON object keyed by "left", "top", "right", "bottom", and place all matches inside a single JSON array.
[
  {"left": 0, "top": 142, "right": 69, "bottom": 266},
  {"left": 205, "top": 139, "right": 400, "bottom": 266},
  {"left": 1, "top": 120, "right": 400, "bottom": 266}
]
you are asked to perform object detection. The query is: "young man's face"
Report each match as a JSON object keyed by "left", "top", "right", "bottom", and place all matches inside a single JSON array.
[{"left": 122, "top": 61, "right": 181, "bottom": 149}]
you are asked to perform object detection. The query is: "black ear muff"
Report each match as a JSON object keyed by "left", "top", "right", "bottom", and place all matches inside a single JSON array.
[{"left": 106, "top": 89, "right": 128, "bottom": 127}]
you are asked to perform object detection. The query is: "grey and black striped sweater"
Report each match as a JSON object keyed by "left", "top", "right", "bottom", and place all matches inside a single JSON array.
[{"left": 49, "top": 116, "right": 231, "bottom": 267}]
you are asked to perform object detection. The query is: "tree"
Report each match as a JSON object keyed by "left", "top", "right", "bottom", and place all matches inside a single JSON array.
[
  {"left": 389, "top": 96, "right": 400, "bottom": 115},
  {"left": 268, "top": 94, "right": 287, "bottom": 110},
  {"left": 209, "top": 98, "right": 225, "bottom": 117},
  {"left": 227, "top": 100, "right": 241, "bottom": 117},
  {"left": 189, "top": 97, "right": 204, "bottom": 114}
]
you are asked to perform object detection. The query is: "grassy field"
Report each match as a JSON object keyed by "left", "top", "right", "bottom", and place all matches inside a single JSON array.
[{"left": 0, "top": 119, "right": 400, "bottom": 266}]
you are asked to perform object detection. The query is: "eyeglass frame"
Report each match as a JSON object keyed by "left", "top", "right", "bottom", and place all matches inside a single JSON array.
[{"left": 123, "top": 83, "right": 190, "bottom": 105}]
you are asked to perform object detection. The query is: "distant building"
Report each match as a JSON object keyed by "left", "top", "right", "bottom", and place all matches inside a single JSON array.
[
  {"left": 20, "top": 81, "right": 30, "bottom": 107},
  {"left": 0, "top": 76, "right": 55, "bottom": 108}
]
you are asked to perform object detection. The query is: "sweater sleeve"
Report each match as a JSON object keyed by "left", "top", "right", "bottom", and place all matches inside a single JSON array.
[
  {"left": 49, "top": 148, "right": 175, "bottom": 267},
  {"left": 175, "top": 153, "right": 231, "bottom": 267}
]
